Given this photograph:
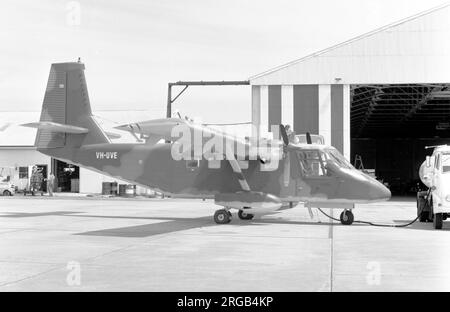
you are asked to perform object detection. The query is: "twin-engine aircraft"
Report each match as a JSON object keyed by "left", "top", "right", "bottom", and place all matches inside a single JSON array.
[{"left": 24, "top": 62, "right": 391, "bottom": 225}]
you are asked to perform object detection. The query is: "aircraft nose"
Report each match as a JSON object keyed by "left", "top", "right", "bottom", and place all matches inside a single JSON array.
[{"left": 369, "top": 179, "right": 391, "bottom": 201}]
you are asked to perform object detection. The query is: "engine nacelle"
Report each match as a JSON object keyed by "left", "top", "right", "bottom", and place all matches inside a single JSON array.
[{"left": 215, "top": 191, "right": 282, "bottom": 212}]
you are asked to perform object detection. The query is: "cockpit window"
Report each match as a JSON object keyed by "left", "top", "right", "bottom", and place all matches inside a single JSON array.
[
  {"left": 294, "top": 148, "right": 353, "bottom": 178},
  {"left": 441, "top": 153, "right": 450, "bottom": 173},
  {"left": 323, "top": 148, "right": 353, "bottom": 169},
  {"left": 296, "top": 150, "right": 327, "bottom": 177}
]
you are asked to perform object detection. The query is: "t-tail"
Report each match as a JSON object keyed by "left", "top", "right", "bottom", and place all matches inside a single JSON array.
[{"left": 23, "top": 62, "right": 110, "bottom": 157}]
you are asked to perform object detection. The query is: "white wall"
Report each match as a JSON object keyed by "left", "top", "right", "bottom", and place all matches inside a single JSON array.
[
  {"left": 0, "top": 148, "right": 50, "bottom": 168},
  {"left": 79, "top": 167, "right": 150, "bottom": 195}
]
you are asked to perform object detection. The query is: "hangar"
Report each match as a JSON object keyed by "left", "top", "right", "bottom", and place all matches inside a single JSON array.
[{"left": 249, "top": 4, "right": 450, "bottom": 195}]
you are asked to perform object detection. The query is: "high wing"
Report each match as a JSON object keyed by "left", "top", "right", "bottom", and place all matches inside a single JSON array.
[
  {"left": 114, "top": 118, "right": 282, "bottom": 163},
  {"left": 115, "top": 118, "right": 283, "bottom": 191},
  {"left": 115, "top": 118, "right": 187, "bottom": 142}
]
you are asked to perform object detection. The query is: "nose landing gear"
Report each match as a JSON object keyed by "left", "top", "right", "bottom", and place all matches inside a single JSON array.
[{"left": 340, "top": 210, "right": 354, "bottom": 225}]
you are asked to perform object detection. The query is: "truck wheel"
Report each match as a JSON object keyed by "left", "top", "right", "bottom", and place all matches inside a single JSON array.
[
  {"left": 434, "top": 213, "right": 443, "bottom": 230},
  {"left": 3, "top": 190, "right": 11, "bottom": 196}
]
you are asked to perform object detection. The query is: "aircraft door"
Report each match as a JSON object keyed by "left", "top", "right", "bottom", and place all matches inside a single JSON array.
[{"left": 291, "top": 150, "right": 340, "bottom": 199}]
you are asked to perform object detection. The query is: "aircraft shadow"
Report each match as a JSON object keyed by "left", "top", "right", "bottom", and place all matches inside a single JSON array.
[
  {"left": 0, "top": 211, "right": 365, "bottom": 238},
  {"left": 0, "top": 211, "right": 82, "bottom": 218},
  {"left": 74, "top": 214, "right": 365, "bottom": 238}
]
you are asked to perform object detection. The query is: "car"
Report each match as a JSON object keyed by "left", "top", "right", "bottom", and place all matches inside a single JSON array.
[{"left": 0, "top": 177, "right": 15, "bottom": 196}]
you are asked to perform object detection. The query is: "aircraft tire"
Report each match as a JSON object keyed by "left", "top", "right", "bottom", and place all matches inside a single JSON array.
[
  {"left": 340, "top": 210, "right": 354, "bottom": 225},
  {"left": 433, "top": 213, "right": 443, "bottom": 230},
  {"left": 214, "top": 209, "right": 231, "bottom": 224},
  {"left": 238, "top": 209, "right": 254, "bottom": 220}
]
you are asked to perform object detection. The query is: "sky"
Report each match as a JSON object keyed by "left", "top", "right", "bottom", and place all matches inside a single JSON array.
[{"left": 0, "top": 0, "right": 447, "bottom": 123}]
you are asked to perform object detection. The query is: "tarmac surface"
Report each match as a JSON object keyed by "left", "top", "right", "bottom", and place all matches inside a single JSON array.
[{"left": 0, "top": 195, "right": 449, "bottom": 291}]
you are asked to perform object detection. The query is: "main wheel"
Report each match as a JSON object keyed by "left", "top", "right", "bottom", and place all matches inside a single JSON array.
[
  {"left": 214, "top": 209, "right": 231, "bottom": 224},
  {"left": 238, "top": 209, "right": 254, "bottom": 220},
  {"left": 434, "top": 213, "right": 443, "bottom": 230},
  {"left": 340, "top": 210, "right": 354, "bottom": 225},
  {"left": 3, "top": 190, "right": 11, "bottom": 196}
]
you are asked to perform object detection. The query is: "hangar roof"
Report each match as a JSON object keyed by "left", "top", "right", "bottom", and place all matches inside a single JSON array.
[{"left": 250, "top": 4, "right": 450, "bottom": 85}]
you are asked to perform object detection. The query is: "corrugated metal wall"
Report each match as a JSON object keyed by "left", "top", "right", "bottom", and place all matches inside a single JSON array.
[{"left": 250, "top": 5, "right": 450, "bottom": 85}]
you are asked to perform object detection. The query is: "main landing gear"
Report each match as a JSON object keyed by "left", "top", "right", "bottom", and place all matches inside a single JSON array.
[
  {"left": 238, "top": 208, "right": 254, "bottom": 220},
  {"left": 340, "top": 210, "right": 354, "bottom": 225},
  {"left": 213, "top": 208, "right": 255, "bottom": 224},
  {"left": 214, "top": 209, "right": 232, "bottom": 224}
]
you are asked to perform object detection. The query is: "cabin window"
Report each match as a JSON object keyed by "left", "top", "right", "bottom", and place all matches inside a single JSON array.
[
  {"left": 296, "top": 150, "right": 327, "bottom": 177},
  {"left": 207, "top": 160, "right": 221, "bottom": 169},
  {"left": 238, "top": 160, "right": 249, "bottom": 170},
  {"left": 435, "top": 154, "right": 440, "bottom": 170},
  {"left": 186, "top": 160, "right": 200, "bottom": 170}
]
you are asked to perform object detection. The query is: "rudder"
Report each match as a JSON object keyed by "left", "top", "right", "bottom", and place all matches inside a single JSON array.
[{"left": 32, "top": 62, "right": 109, "bottom": 149}]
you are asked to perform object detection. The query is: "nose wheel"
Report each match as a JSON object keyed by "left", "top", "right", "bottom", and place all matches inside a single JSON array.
[
  {"left": 340, "top": 210, "right": 354, "bottom": 225},
  {"left": 214, "top": 209, "right": 232, "bottom": 224}
]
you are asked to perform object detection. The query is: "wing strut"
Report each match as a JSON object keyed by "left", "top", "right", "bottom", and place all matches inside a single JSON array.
[{"left": 225, "top": 144, "right": 251, "bottom": 192}]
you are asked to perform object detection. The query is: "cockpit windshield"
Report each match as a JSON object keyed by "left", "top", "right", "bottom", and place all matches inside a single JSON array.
[
  {"left": 295, "top": 148, "right": 353, "bottom": 178},
  {"left": 323, "top": 148, "right": 353, "bottom": 169},
  {"left": 441, "top": 153, "right": 450, "bottom": 173}
]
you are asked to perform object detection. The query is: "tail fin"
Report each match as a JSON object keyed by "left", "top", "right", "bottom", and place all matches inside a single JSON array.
[{"left": 24, "top": 62, "right": 109, "bottom": 149}]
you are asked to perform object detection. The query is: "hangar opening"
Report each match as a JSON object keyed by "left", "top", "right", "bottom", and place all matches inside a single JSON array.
[{"left": 351, "top": 84, "right": 450, "bottom": 195}]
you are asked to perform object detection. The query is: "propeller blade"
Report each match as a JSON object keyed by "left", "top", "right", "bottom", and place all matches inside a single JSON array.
[
  {"left": 306, "top": 132, "right": 312, "bottom": 144},
  {"left": 279, "top": 124, "right": 289, "bottom": 146}
]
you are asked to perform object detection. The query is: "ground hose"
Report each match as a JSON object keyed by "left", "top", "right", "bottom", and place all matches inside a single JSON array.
[{"left": 317, "top": 190, "right": 430, "bottom": 228}]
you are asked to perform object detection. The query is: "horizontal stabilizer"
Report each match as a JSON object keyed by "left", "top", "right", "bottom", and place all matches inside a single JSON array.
[{"left": 22, "top": 122, "right": 89, "bottom": 134}]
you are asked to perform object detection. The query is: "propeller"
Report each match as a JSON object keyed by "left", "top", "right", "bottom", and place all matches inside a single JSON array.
[
  {"left": 306, "top": 132, "right": 312, "bottom": 144},
  {"left": 279, "top": 124, "right": 290, "bottom": 146},
  {"left": 279, "top": 124, "right": 291, "bottom": 187}
]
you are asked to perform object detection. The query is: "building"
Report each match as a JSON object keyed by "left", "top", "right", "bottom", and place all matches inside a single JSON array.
[{"left": 249, "top": 4, "right": 450, "bottom": 193}]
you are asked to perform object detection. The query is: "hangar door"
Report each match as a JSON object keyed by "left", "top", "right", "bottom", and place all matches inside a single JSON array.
[{"left": 351, "top": 84, "right": 450, "bottom": 195}]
